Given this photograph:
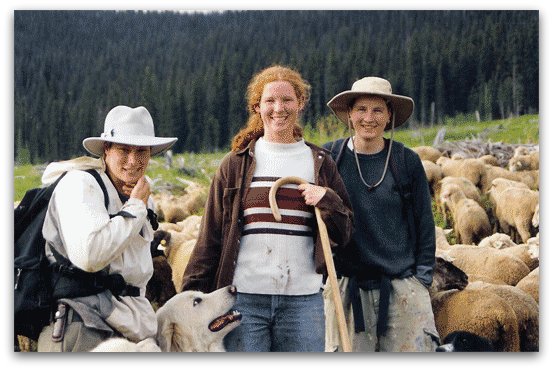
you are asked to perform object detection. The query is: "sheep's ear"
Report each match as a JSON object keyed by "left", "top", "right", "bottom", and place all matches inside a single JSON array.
[{"left": 444, "top": 229, "right": 453, "bottom": 236}]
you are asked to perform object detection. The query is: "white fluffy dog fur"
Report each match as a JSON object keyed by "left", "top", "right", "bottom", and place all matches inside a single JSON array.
[
  {"left": 91, "top": 337, "right": 161, "bottom": 352},
  {"left": 91, "top": 285, "right": 241, "bottom": 352}
]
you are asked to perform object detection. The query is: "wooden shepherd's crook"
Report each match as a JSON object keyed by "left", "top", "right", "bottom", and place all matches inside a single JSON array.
[{"left": 269, "top": 176, "right": 352, "bottom": 352}]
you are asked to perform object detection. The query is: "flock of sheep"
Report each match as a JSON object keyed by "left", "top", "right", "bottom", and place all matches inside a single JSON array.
[
  {"left": 416, "top": 143, "right": 539, "bottom": 352},
  {"left": 149, "top": 141, "right": 539, "bottom": 352},
  {"left": 14, "top": 138, "right": 540, "bottom": 352}
]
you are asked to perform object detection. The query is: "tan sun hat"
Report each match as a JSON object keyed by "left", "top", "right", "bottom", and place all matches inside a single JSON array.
[
  {"left": 327, "top": 77, "right": 414, "bottom": 130},
  {"left": 82, "top": 105, "right": 177, "bottom": 157}
]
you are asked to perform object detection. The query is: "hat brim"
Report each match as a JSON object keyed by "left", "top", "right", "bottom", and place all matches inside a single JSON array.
[
  {"left": 82, "top": 135, "right": 177, "bottom": 157},
  {"left": 327, "top": 91, "right": 414, "bottom": 130}
]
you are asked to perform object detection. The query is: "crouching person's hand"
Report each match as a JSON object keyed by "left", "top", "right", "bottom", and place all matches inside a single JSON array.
[{"left": 129, "top": 177, "right": 151, "bottom": 206}]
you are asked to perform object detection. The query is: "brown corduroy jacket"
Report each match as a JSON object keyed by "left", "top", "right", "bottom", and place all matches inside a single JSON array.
[{"left": 180, "top": 139, "right": 354, "bottom": 293}]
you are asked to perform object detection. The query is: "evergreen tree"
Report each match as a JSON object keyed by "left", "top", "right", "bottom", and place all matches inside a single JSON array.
[{"left": 14, "top": 10, "right": 539, "bottom": 163}]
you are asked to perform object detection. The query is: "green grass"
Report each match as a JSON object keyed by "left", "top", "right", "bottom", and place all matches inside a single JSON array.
[
  {"left": 14, "top": 164, "right": 44, "bottom": 202},
  {"left": 13, "top": 114, "right": 539, "bottom": 202}
]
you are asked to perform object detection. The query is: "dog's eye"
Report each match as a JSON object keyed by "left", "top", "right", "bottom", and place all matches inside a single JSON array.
[{"left": 193, "top": 297, "right": 202, "bottom": 306}]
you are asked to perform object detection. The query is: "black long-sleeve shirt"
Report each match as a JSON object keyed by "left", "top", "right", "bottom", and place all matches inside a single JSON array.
[{"left": 330, "top": 139, "right": 436, "bottom": 286}]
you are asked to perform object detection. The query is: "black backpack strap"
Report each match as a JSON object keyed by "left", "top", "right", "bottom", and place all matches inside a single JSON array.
[
  {"left": 84, "top": 169, "right": 109, "bottom": 209},
  {"left": 388, "top": 141, "right": 417, "bottom": 243},
  {"left": 47, "top": 169, "right": 108, "bottom": 265},
  {"left": 324, "top": 137, "right": 349, "bottom": 166}
]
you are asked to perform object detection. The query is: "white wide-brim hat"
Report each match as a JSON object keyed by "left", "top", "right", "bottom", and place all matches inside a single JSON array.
[
  {"left": 327, "top": 77, "right": 414, "bottom": 130},
  {"left": 82, "top": 105, "right": 177, "bottom": 157}
]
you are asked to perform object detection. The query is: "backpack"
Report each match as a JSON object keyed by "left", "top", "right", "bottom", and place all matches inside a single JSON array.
[{"left": 14, "top": 169, "right": 109, "bottom": 341}]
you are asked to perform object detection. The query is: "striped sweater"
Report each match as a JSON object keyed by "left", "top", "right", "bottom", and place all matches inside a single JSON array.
[{"left": 232, "top": 138, "right": 323, "bottom": 295}]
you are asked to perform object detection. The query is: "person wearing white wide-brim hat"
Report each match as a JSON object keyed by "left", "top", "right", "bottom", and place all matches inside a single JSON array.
[
  {"left": 38, "top": 106, "right": 176, "bottom": 352},
  {"left": 322, "top": 77, "right": 439, "bottom": 352},
  {"left": 82, "top": 105, "right": 177, "bottom": 198}
]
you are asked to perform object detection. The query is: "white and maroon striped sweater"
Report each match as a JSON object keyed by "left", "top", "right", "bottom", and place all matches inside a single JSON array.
[{"left": 232, "top": 138, "right": 323, "bottom": 295}]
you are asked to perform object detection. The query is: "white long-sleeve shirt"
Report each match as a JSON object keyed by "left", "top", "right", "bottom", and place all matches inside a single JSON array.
[{"left": 42, "top": 159, "right": 157, "bottom": 342}]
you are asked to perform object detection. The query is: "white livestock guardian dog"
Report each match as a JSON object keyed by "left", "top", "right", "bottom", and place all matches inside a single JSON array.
[
  {"left": 90, "top": 285, "right": 241, "bottom": 352},
  {"left": 156, "top": 285, "right": 242, "bottom": 352}
]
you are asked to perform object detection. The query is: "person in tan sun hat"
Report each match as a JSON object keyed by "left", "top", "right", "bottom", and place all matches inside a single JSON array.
[
  {"left": 322, "top": 77, "right": 439, "bottom": 352},
  {"left": 37, "top": 105, "right": 176, "bottom": 351}
]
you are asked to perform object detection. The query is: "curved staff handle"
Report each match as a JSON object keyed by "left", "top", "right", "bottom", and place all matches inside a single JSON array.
[{"left": 269, "top": 176, "right": 352, "bottom": 352}]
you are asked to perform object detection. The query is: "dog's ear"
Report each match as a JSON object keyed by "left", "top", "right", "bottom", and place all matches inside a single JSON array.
[
  {"left": 157, "top": 319, "right": 172, "bottom": 352},
  {"left": 168, "top": 323, "right": 193, "bottom": 352},
  {"left": 158, "top": 321, "right": 192, "bottom": 352}
]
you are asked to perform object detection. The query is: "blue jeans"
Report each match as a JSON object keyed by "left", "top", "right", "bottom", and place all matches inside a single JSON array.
[{"left": 224, "top": 291, "right": 325, "bottom": 352}]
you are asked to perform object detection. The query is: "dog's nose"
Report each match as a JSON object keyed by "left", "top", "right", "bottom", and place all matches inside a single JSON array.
[{"left": 228, "top": 285, "right": 237, "bottom": 295}]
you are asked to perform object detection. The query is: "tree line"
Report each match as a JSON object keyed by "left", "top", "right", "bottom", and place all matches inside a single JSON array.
[{"left": 14, "top": 10, "right": 538, "bottom": 164}]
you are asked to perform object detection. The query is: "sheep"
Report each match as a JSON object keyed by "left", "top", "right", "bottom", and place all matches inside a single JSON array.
[
  {"left": 152, "top": 217, "right": 200, "bottom": 293},
  {"left": 486, "top": 178, "right": 531, "bottom": 233},
  {"left": 480, "top": 164, "right": 539, "bottom": 192},
  {"left": 469, "top": 281, "right": 539, "bottom": 351},
  {"left": 158, "top": 221, "right": 184, "bottom": 233},
  {"left": 153, "top": 188, "right": 207, "bottom": 224},
  {"left": 446, "top": 245, "right": 530, "bottom": 286},
  {"left": 468, "top": 274, "right": 507, "bottom": 285},
  {"left": 429, "top": 256, "right": 469, "bottom": 296},
  {"left": 431, "top": 286, "right": 520, "bottom": 351},
  {"left": 440, "top": 184, "right": 491, "bottom": 245},
  {"left": 508, "top": 151, "right": 539, "bottom": 172},
  {"left": 532, "top": 203, "right": 539, "bottom": 229},
  {"left": 435, "top": 226, "right": 453, "bottom": 251},
  {"left": 421, "top": 159, "right": 443, "bottom": 195},
  {"left": 436, "top": 331, "right": 495, "bottom": 352},
  {"left": 498, "top": 244, "right": 539, "bottom": 271},
  {"left": 488, "top": 177, "right": 530, "bottom": 193},
  {"left": 478, "top": 233, "right": 516, "bottom": 250},
  {"left": 488, "top": 186, "right": 539, "bottom": 243},
  {"left": 516, "top": 267, "right": 539, "bottom": 304},
  {"left": 180, "top": 186, "right": 208, "bottom": 216},
  {"left": 154, "top": 192, "right": 188, "bottom": 223},
  {"left": 160, "top": 216, "right": 201, "bottom": 292},
  {"left": 450, "top": 152, "right": 467, "bottom": 160},
  {"left": 435, "top": 176, "right": 482, "bottom": 227},
  {"left": 170, "top": 239, "right": 196, "bottom": 293},
  {"left": 436, "top": 157, "right": 487, "bottom": 189},
  {"left": 513, "top": 146, "right": 530, "bottom": 157},
  {"left": 146, "top": 230, "right": 177, "bottom": 307},
  {"left": 477, "top": 154, "right": 498, "bottom": 167},
  {"left": 438, "top": 176, "right": 482, "bottom": 203},
  {"left": 527, "top": 233, "right": 539, "bottom": 259},
  {"left": 412, "top": 146, "right": 443, "bottom": 163},
  {"left": 174, "top": 214, "right": 202, "bottom": 239},
  {"left": 159, "top": 214, "right": 203, "bottom": 233}
]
